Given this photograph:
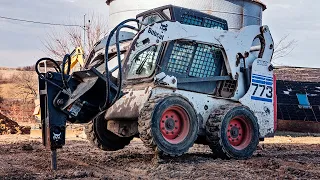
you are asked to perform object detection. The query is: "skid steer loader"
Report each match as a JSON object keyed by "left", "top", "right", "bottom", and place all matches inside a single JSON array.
[{"left": 35, "top": 5, "right": 276, "bottom": 169}]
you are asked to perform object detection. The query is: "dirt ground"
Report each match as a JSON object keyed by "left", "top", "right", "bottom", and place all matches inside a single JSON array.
[{"left": 0, "top": 135, "right": 319, "bottom": 180}]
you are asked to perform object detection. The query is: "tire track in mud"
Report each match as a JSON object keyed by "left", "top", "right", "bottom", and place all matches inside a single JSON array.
[{"left": 0, "top": 136, "right": 319, "bottom": 179}]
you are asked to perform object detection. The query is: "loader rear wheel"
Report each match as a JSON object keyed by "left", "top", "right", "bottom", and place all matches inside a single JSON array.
[
  {"left": 85, "top": 114, "right": 133, "bottom": 151},
  {"left": 138, "top": 95, "right": 198, "bottom": 156},
  {"left": 206, "top": 104, "right": 259, "bottom": 159}
]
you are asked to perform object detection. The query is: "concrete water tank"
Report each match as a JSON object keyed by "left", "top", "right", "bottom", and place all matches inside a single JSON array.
[{"left": 106, "top": 0, "right": 266, "bottom": 31}]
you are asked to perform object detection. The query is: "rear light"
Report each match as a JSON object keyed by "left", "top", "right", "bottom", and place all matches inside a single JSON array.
[{"left": 273, "top": 74, "right": 277, "bottom": 131}]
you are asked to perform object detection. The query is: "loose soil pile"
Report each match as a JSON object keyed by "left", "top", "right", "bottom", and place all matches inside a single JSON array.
[{"left": 0, "top": 113, "right": 30, "bottom": 135}]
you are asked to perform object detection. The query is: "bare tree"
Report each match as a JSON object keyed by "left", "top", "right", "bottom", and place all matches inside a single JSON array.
[
  {"left": 43, "top": 13, "right": 108, "bottom": 60},
  {"left": 13, "top": 72, "right": 38, "bottom": 102},
  {"left": 273, "top": 34, "right": 297, "bottom": 61}
]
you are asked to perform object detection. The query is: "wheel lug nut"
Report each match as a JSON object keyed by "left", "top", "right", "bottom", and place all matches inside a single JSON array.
[
  {"left": 171, "top": 132, "right": 174, "bottom": 134},
  {"left": 166, "top": 132, "right": 169, "bottom": 134},
  {"left": 171, "top": 116, "right": 174, "bottom": 118},
  {"left": 175, "top": 120, "right": 177, "bottom": 123},
  {"left": 166, "top": 116, "right": 168, "bottom": 118},
  {"left": 162, "top": 121, "right": 164, "bottom": 123}
]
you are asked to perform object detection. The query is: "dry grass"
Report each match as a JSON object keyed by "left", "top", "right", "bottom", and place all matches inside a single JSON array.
[
  {"left": 264, "top": 136, "right": 320, "bottom": 145},
  {"left": 0, "top": 83, "right": 23, "bottom": 99},
  {"left": 0, "top": 69, "right": 37, "bottom": 123},
  {"left": 0, "top": 69, "right": 37, "bottom": 99}
]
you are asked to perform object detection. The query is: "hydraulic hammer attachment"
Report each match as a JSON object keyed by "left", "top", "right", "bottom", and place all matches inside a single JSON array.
[
  {"left": 38, "top": 72, "right": 67, "bottom": 151},
  {"left": 37, "top": 67, "right": 119, "bottom": 169},
  {"left": 36, "top": 18, "right": 139, "bottom": 170}
]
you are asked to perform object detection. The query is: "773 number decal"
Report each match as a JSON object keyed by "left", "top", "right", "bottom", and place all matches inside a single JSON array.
[{"left": 252, "top": 83, "right": 273, "bottom": 98}]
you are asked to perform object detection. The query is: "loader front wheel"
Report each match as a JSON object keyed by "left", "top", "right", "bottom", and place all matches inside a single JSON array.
[
  {"left": 85, "top": 114, "right": 133, "bottom": 151},
  {"left": 206, "top": 104, "right": 259, "bottom": 159},
  {"left": 139, "top": 95, "right": 198, "bottom": 156}
]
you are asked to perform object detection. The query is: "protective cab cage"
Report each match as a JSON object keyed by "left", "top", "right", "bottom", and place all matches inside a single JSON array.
[{"left": 123, "top": 5, "right": 236, "bottom": 95}]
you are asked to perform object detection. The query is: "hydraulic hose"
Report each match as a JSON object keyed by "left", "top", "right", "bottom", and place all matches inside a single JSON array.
[
  {"left": 61, "top": 54, "right": 71, "bottom": 89},
  {"left": 35, "top": 58, "right": 65, "bottom": 91},
  {"left": 103, "top": 18, "right": 140, "bottom": 109},
  {"left": 111, "top": 24, "right": 139, "bottom": 105}
]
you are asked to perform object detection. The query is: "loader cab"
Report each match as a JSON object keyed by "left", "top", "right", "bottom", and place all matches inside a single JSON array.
[
  {"left": 125, "top": 5, "right": 232, "bottom": 94},
  {"left": 135, "top": 5, "right": 228, "bottom": 30}
]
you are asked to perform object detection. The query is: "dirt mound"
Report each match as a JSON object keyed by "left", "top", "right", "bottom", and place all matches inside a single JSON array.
[{"left": 0, "top": 113, "right": 31, "bottom": 135}]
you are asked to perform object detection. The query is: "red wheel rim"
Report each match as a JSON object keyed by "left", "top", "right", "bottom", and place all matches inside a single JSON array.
[
  {"left": 160, "top": 106, "right": 190, "bottom": 144},
  {"left": 227, "top": 116, "right": 252, "bottom": 150}
]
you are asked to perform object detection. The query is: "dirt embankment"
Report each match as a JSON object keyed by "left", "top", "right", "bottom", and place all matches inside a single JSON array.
[
  {"left": 0, "top": 135, "right": 319, "bottom": 180},
  {"left": 0, "top": 113, "right": 30, "bottom": 135}
]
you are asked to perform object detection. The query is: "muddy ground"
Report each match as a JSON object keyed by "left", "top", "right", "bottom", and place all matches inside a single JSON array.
[{"left": 0, "top": 135, "right": 319, "bottom": 180}]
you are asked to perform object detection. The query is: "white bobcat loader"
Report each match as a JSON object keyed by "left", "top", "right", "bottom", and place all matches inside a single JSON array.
[{"left": 35, "top": 5, "right": 276, "bottom": 169}]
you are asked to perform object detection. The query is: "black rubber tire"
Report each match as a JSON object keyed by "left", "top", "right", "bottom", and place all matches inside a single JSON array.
[
  {"left": 206, "top": 104, "right": 259, "bottom": 159},
  {"left": 138, "top": 95, "right": 198, "bottom": 156},
  {"left": 85, "top": 114, "right": 133, "bottom": 151}
]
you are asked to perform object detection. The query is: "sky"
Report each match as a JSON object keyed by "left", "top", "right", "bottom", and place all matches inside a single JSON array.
[
  {"left": 263, "top": 0, "right": 320, "bottom": 68},
  {"left": 0, "top": 0, "right": 107, "bottom": 67},
  {"left": 0, "top": 0, "right": 319, "bottom": 68}
]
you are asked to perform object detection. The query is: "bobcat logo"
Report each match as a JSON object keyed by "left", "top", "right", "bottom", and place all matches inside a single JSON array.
[
  {"left": 160, "top": 23, "right": 168, "bottom": 31},
  {"left": 148, "top": 28, "right": 164, "bottom": 41},
  {"left": 53, "top": 132, "right": 61, "bottom": 141}
]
